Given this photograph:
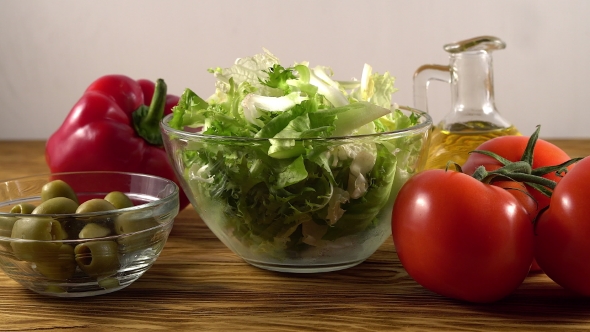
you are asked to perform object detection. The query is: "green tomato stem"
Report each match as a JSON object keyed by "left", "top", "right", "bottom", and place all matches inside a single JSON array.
[
  {"left": 520, "top": 125, "right": 541, "bottom": 165},
  {"left": 467, "top": 125, "right": 584, "bottom": 199},
  {"left": 532, "top": 157, "right": 584, "bottom": 178}
]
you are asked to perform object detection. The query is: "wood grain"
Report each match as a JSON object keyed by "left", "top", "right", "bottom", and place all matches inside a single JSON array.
[{"left": 0, "top": 140, "right": 589, "bottom": 331}]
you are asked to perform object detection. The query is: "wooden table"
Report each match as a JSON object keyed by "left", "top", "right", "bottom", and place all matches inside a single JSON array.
[{"left": 0, "top": 140, "right": 589, "bottom": 331}]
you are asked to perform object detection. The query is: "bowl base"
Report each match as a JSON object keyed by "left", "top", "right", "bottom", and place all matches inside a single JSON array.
[
  {"left": 243, "top": 258, "right": 365, "bottom": 273},
  {"left": 34, "top": 283, "right": 131, "bottom": 298}
]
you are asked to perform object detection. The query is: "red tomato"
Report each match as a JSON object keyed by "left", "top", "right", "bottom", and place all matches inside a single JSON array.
[
  {"left": 391, "top": 169, "right": 534, "bottom": 303},
  {"left": 493, "top": 181, "right": 537, "bottom": 222},
  {"left": 462, "top": 135, "right": 573, "bottom": 272},
  {"left": 534, "top": 156, "right": 590, "bottom": 295}
]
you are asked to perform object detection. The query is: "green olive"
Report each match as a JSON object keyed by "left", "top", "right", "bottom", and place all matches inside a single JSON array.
[
  {"left": 79, "top": 223, "right": 112, "bottom": 239},
  {"left": 10, "top": 217, "right": 66, "bottom": 261},
  {"left": 74, "top": 240, "right": 119, "bottom": 277},
  {"left": 114, "top": 214, "right": 159, "bottom": 235},
  {"left": 10, "top": 203, "right": 36, "bottom": 214},
  {"left": 76, "top": 199, "right": 116, "bottom": 214},
  {"left": 114, "top": 213, "right": 160, "bottom": 251},
  {"left": 104, "top": 191, "right": 134, "bottom": 209},
  {"left": 34, "top": 244, "right": 76, "bottom": 280},
  {"left": 0, "top": 216, "right": 16, "bottom": 251},
  {"left": 32, "top": 197, "right": 79, "bottom": 215},
  {"left": 41, "top": 180, "right": 79, "bottom": 204},
  {"left": 0, "top": 216, "right": 16, "bottom": 238}
]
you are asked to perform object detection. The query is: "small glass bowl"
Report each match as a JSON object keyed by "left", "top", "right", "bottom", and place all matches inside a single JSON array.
[
  {"left": 161, "top": 106, "right": 432, "bottom": 273},
  {"left": 0, "top": 171, "right": 179, "bottom": 297}
]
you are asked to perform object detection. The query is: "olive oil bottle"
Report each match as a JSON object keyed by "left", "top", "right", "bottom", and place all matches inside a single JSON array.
[{"left": 414, "top": 36, "right": 520, "bottom": 170}]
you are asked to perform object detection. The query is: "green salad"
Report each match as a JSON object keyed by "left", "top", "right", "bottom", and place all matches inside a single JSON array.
[{"left": 169, "top": 49, "right": 425, "bottom": 259}]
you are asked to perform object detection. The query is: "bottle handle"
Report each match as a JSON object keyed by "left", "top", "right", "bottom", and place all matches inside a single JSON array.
[{"left": 412, "top": 64, "right": 450, "bottom": 113}]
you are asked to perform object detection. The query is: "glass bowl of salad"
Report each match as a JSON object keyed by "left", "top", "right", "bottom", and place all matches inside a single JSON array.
[
  {"left": 160, "top": 50, "right": 433, "bottom": 273},
  {"left": 0, "top": 171, "right": 179, "bottom": 297}
]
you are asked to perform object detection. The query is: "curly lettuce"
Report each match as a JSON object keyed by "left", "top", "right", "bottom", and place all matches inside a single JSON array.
[{"left": 170, "top": 49, "right": 423, "bottom": 258}]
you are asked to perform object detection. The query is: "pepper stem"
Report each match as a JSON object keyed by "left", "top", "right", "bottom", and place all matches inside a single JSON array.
[{"left": 132, "top": 78, "right": 167, "bottom": 145}]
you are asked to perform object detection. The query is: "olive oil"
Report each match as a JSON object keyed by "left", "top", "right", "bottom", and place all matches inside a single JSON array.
[{"left": 424, "top": 122, "right": 521, "bottom": 169}]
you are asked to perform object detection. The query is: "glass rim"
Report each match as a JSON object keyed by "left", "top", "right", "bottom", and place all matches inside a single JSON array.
[
  {"left": 160, "top": 105, "right": 433, "bottom": 142},
  {"left": 0, "top": 171, "right": 179, "bottom": 219}
]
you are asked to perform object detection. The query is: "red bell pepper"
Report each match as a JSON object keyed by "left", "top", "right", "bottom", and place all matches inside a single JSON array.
[{"left": 45, "top": 75, "right": 190, "bottom": 210}]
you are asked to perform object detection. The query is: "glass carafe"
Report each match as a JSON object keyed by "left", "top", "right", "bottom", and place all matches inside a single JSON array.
[{"left": 414, "top": 35, "right": 520, "bottom": 169}]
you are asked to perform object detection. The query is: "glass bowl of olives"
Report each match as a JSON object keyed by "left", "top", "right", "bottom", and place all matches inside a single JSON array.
[{"left": 0, "top": 171, "right": 179, "bottom": 297}]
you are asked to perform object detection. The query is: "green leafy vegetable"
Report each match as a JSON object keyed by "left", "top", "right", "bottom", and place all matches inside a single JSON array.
[{"left": 170, "top": 49, "right": 425, "bottom": 259}]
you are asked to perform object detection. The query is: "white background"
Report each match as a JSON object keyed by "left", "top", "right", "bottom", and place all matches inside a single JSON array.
[{"left": 1, "top": 0, "right": 589, "bottom": 140}]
